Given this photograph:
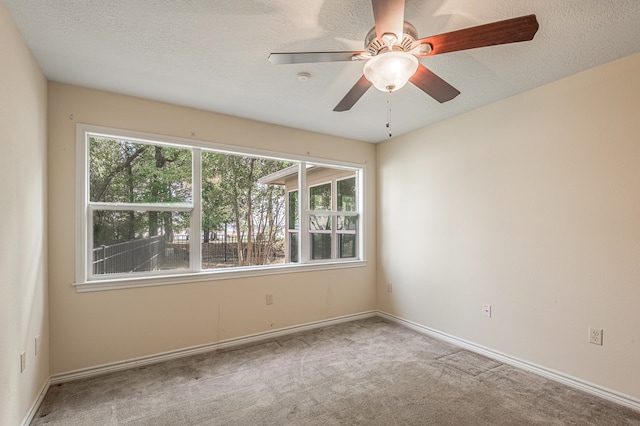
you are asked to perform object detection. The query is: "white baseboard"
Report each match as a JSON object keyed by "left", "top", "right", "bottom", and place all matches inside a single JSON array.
[
  {"left": 21, "top": 379, "right": 50, "bottom": 426},
  {"left": 376, "top": 310, "right": 640, "bottom": 413},
  {"left": 50, "top": 311, "right": 377, "bottom": 384},
  {"left": 28, "top": 309, "right": 640, "bottom": 423}
]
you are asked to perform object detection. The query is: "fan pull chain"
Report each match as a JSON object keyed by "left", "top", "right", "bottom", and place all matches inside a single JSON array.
[{"left": 386, "top": 95, "right": 392, "bottom": 138}]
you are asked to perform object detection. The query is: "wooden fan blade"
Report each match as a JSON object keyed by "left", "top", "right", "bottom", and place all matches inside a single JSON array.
[
  {"left": 372, "top": 0, "right": 405, "bottom": 42},
  {"left": 415, "top": 14, "right": 539, "bottom": 56},
  {"left": 268, "top": 51, "right": 368, "bottom": 65},
  {"left": 409, "top": 63, "right": 460, "bottom": 103},
  {"left": 334, "top": 75, "right": 372, "bottom": 112}
]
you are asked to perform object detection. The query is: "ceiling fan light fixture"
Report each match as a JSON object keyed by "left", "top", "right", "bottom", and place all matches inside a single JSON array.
[{"left": 363, "top": 51, "right": 419, "bottom": 92}]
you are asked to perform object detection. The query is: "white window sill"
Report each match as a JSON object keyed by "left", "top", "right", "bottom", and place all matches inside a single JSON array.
[{"left": 74, "top": 260, "right": 368, "bottom": 292}]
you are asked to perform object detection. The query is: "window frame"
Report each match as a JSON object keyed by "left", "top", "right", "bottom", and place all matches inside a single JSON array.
[
  {"left": 305, "top": 177, "right": 359, "bottom": 261},
  {"left": 308, "top": 180, "right": 334, "bottom": 260},
  {"left": 75, "top": 124, "right": 366, "bottom": 292},
  {"left": 336, "top": 175, "right": 358, "bottom": 259}
]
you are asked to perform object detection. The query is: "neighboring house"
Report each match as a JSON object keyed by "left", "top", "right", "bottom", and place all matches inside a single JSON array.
[{"left": 260, "top": 165, "right": 358, "bottom": 263}]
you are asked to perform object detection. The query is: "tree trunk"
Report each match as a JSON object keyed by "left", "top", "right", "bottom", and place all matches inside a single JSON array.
[
  {"left": 232, "top": 185, "right": 244, "bottom": 265},
  {"left": 149, "top": 146, "right": 166, "bottom": 237},
  {"left": 126, "top": 162, "right": 135, "bottom": 240},
  {"left": 162, "top": 212, "right": 173, "bottom": 242}
]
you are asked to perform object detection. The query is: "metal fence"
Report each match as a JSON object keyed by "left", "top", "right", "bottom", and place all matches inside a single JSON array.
[
  {"left": 93, "top": 235, "right": 284, "bottom": 275},
  {"left": 93, "top": 235, "right": 165, "bottom": 275}
]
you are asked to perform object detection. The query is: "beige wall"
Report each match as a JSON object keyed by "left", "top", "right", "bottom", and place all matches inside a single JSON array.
[
  {"left": 0, "top": 4, "right": 49, "bottom": 425},
  {"left": 377, "top": 52, "right": 640, "bottom": 400},
  {"left": 47, "top": 83, "right": 377, "bottom": 374}
]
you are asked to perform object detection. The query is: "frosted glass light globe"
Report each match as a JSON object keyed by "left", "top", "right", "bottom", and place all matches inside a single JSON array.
[{"left": 363, "top": 51, "right": 419, "bottom": 92}]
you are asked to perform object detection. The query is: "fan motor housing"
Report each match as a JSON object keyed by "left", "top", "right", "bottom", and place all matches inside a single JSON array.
[{"left": 365, "top": 21, "right": 418, "bottom": 55}]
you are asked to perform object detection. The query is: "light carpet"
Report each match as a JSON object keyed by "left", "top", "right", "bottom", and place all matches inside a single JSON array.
[{"left": 31, "top": 317, "right": 640, "bottom": 425}]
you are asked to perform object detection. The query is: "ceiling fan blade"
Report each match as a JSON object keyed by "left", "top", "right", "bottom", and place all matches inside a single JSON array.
[
  {"left": 268, "top": 51, "right": 368, "bottom": 65},
  {"left": 414, "top": 14, "right": 539, "bottom": 56},
  {"left": 409, "top": 63, "right": 460, "bottom": 103},
  {"left": 334, "top": 75, "right": 373, "bottom": 112},
  {"left": 372, "top": 0, "right": 405, "bottom": 42}
]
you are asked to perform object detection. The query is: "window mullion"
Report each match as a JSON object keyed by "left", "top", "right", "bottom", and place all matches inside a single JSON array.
[
  {"left": 299, "top": 162, "right": 309, "bottom": 263},
  {"left": 88, "top": 202, "right": 193, "bottom": 212},
  {"left": 191, "top": 148, "right": 202, "bottom": 272},
  {"left": 332, "top": 181, "right": 337, "bottom": 260},
  {"left": 357, "top": 169, "right": 364, "bottom": 261}
]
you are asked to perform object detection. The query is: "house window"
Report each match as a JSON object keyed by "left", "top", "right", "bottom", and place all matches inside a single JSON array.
[
  {"left": 337, "top": 176, "right": 357, "bottom": 259},
  {"left": 288, "top": 190, "right": 299, "bottom": 263},
  {"left": 306, "top": 174, "right": 358, "bottom": 261},
  {"left": 309, "top": 182, "right": 332, "bottom": 260},
  {"left": 76, "top": 124, "right": 365, "bottom": 289}
]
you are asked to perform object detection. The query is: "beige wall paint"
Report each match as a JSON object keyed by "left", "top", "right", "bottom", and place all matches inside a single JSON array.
[
  {"left": 47, "top": 83, "right": 377, "bottom": 374},
  {"left": 377, "top": 52, "right": 640, "bottom": 400},
  {"left": 0, "top": 4, "right": 49, "bottom": 425}
]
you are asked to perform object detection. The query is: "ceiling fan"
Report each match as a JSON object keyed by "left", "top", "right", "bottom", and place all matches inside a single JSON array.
[{"left": 268, "top": 0, "right": 539, "bottom": 112}]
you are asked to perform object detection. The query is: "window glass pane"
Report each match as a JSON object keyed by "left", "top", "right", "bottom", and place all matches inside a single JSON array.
[
  {"left": 339, "top": 234, "right": 357, "bottom": 259},
  {"left": 92, "top": 210, "right": 190, "bottom": 275},
  {"left": 337, "top": 177, "right": 356, "bottom": 212},
  {"left": 288, "top": 190, "right": 298, "bottom": 230},
  {"left": 309, "top": 214, "right": 332, "bottom": 231},
  {"left": 310, "top": 183, "right": 331, "bottom": 211},
  {"left": 201, "top": 151, "right": 292, "bottom": 267},
  {"left": 337, "top": 215, "right": 357, "bottom": 231},
  {"left": 311, "top": 233, "right": 332, "bottom": 260},
  {"left": 289, "top": 232, "right": 298, "bottom": 263},
  {"left": 89, "top": 137, "right": 192, "bottom": 204}
]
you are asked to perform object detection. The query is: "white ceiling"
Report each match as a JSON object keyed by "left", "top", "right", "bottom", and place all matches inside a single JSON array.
[{"left": 3, "top": 0, "right": 640, "bottom": 143}]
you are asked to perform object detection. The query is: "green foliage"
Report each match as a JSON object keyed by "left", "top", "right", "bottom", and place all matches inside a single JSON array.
[
  {"left": 90, "top": 137, "right": 292, "bottom": 266},
  {"left": 288, "top": 190, "right": 299, "bottom": 230},
  {"left": 89, "top": 138, "right": 192, "bottom": 204},
  {"left": 202, "top": 151, "right": 291, "bottom": 265},
  {"left": 90, "top": 138, "right": 192, "bottom": 243},
  {"left": 310, "top": 182, "right": 331, "bottom": 210},
  {"left": 337, "top": 177, "right": 356, "bottom": 211}
]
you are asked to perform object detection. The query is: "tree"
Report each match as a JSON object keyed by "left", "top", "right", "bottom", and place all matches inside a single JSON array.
[
  {"left": 90, "top": 137, "right": 289, "bottom": 268},
  {"left": 89, "top": 138, "right": 191, "bottom": 244},
  {"left": 201, "top": 152, "right": 289, "bottom": 266},
  {"left": 145, "top": 145, "right": 191, "bottom": 241}
]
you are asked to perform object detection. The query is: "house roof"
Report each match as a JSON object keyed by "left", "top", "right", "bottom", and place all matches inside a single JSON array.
[{"left": 259, "top": 165, "right": 302, "bottom": 186}]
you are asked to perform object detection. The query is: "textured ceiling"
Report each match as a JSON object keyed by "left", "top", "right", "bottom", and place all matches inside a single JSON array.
[{"left": 3, "top": 0, "right": 640, "bottom": 143}]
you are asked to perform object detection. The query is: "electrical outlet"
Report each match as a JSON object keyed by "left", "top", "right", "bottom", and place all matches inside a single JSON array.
[
  {"left": 266, "top": 293, "right": 273, "bottom": 305},
  {"left": 482, "top": 304, "right": 491, "bottom": 318},
  {"left": 20, "top": 352, "right": 26, "bottom": 373},
  {"left": 35, "top": 336, "right": 40, "bottom": 356},
  {"left": 387, "top": 282, "right": 393, "bottom": 292},
  {"left": 589, "top": 327, "right": 603, "bottom": 345}
]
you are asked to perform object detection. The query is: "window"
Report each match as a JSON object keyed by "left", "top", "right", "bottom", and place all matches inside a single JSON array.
[
  {"left": 76, "top": 125, "right": 365, "bottom": 289},
  {"left": 88, "top": 137, "right": 193, "bottom": 277},
  {"left": 309, "top": 182, "right": 332, "bottom": 260},
  {"left": 287, "top": 190, "right": 299, "bottom": 263},
  {"left": 307, "top": 175, "right": 358, "bottom": 261},
  {"left": 337, "top": 177, "right": 357, "bottom": 259}
]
